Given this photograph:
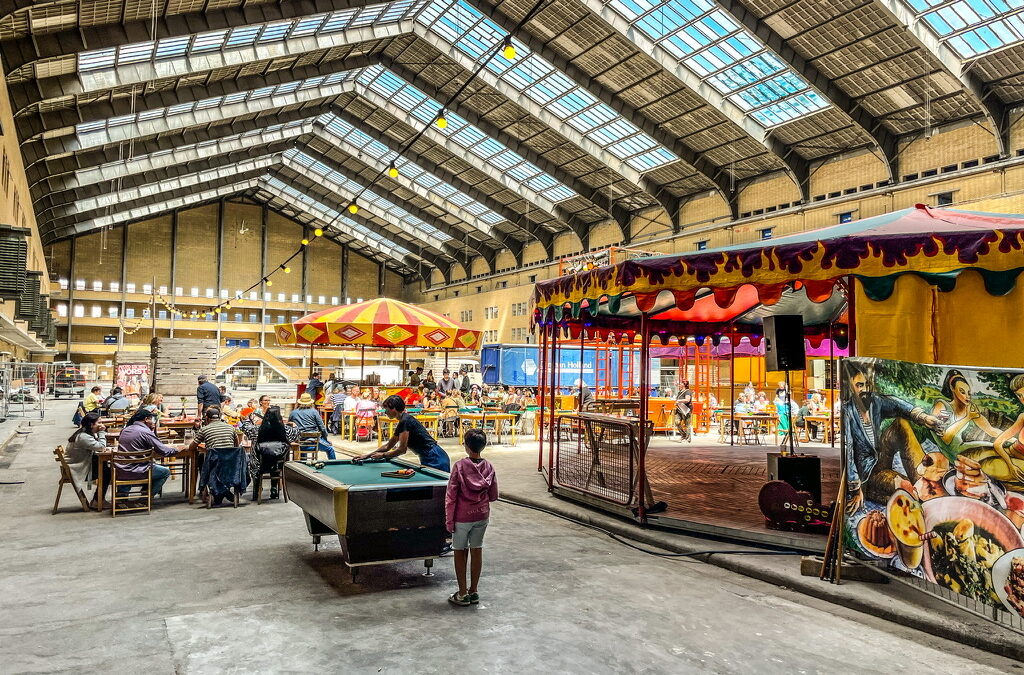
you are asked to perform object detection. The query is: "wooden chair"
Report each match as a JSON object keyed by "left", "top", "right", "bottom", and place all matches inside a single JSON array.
[
  {"left": 52, "top": 445, "right": 91, "bottom": 514},
  {"left": 110, "top": 450, "right": 154, "bottom": 517},
  {"left": 254, "top": 442, "right": 293, "bottom": 505},
  {"left": 295, "top": 432, "right": 321, "bottom": 462}
]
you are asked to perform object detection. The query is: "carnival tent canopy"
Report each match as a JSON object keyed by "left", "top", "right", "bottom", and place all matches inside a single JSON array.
[
  {"left": 534, "top": 204, "right": 1024, "bottom": 321},
  {"left": 275, "top": 298, "right": 480, "bottom": 350}
]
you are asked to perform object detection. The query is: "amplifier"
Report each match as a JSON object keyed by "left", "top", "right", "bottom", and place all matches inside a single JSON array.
[{"left": 766, "top": 452, "right": 821, "bottom": 503}]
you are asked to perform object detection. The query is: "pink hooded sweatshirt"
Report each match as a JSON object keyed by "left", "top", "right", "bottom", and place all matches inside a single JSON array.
[{"left": 445, "top": 457, "right": 498, "bottom": 531}]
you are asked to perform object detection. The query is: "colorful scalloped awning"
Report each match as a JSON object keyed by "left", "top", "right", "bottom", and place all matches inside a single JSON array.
[
  {"left": 275, "top": 298, "right": 481, "bottom": 350},
  {"left": 534, "top": 204, "right": 1024, "bottom": 321}
]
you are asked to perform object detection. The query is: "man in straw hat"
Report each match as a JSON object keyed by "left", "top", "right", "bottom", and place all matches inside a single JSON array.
[{"left": 289, "top": 392, "right": 336, "bottom": 459}]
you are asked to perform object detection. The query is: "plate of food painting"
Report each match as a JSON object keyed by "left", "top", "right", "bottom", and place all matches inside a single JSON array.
[
  {"left": 855, "top": 509, "right": 896, "bottom": 558},
  {"left": 991, "top": 548, "right": 1024, "bottom": 618},
  {"left": 921, "top": 496, "right": 1024, "bottom": 605}
]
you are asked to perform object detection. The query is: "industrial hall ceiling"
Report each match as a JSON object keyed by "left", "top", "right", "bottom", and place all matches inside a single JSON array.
[{"left": 3, "top": 0, "right": 1024, "bottom": 280}]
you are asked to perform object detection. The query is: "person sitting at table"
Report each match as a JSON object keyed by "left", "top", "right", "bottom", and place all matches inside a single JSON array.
[
  {"left": 733, "top": 394, "right": 751, "bottom": 415},
  {"left": 220, "top": 395, "right": 241, "bottom": 425},
  {"left": 116, "top": 408, "right": 181, "bottom": 502},
  {"left": 423, "top": 391, "right": 442, "bottom": 411},
  {"left": 357, "top": 395, "right": 451, "bottom": 472},
  {"left": 289, "top": 393, "right": 336, "bottom": 459},
  {"left": 140, "top": 392, "right": 168, "bottom": 418},
  {"left": 424, "top": 371, "right": 437, "bottom": 394},
  {"left": 190, "top": 407, "right": 245, "bottom": 505},
  {"left": 66, "top": 412, "right": 108, "bottom": 510},
  {"left": 83, "top": 386, "right": 103, "bottom": 413},
  {"left": 405, "top": 386, "right": 424, "bottom": 407},
  {"left": 249, "top": 395, "right": 271, "bottom": 425},
  {"left": 246, "top": 406, "right": 299, "bottom": 500},
  {"left": 101, "top": 387, "right": 131, "bottom": 415},
  {"left": 328, "top": 385, "right": 349, "bottom": 434},
  {"left": 306, "top": 371, "right": 325, "bottom": 404},
  {"left": 343, "top": 386, "right": 361, "bottom": 414}
]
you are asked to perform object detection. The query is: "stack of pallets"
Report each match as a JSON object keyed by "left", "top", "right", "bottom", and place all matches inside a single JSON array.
[{"left": 150, "top": 338, "right": 218, "bottom": 399}]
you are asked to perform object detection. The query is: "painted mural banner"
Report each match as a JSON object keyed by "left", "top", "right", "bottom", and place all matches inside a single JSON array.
[
  {"left": 115, "top": 362, "right": 150, "bottom": 397},
  {"left": 842, "top": 357, "right": 1024, "bottom": 619}
]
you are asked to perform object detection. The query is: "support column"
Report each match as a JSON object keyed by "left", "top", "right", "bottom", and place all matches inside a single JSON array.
[
  {"left": 259, "top": 205, "right": 268, "bottom": 349},
  {"left": 169, "top": 210, "right": 178, "bottom": 338},
  {"left": 117, "top": 224, "right": 128, "bottom": 349},
  {"left": 377, "top": 263, "right": 385, "bottom": 298},
  {"left": 341, "top": 244, "right": 349, "bottom": 302},
  {"left": 65, "top": 237, "right": 76, "bottom": 360}
]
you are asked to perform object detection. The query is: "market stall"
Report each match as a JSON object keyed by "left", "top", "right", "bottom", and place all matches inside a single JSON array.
[{"left": 532, "top": 205, "right": 1024, "bottom": 549}]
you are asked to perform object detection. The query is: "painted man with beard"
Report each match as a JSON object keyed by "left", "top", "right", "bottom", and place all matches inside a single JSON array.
[{"left": 844, "top": 360, "right": 944, "bottom": 513}]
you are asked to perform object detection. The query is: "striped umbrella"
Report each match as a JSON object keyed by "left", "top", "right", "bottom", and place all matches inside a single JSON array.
[{"left": 274, "top": 298, "right": 480, "bottom": 350}]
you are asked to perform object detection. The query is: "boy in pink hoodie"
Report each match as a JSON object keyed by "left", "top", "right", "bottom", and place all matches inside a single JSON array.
[{"left": 445, "top": 428, "right": 498, "bottom": 606}]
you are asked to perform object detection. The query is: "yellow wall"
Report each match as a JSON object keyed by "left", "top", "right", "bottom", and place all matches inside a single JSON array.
[{"left": 0, "top": 75, "right": 52, "bottom": 358}]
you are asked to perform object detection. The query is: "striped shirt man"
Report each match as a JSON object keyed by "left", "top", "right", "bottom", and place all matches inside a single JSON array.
[{"left": 194, "top": 420, "right": 240, "bottom": 449}]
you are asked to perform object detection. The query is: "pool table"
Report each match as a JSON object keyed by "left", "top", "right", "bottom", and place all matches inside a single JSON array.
[{"left": 283, "top": 458, "right": 450, "bottom": 577}]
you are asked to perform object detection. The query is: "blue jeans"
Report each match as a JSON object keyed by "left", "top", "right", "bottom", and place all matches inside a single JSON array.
[
  {"left": 117, "top": 463, "right": 170, "bottom": 496},
  {"left": 302, "top": 438, "right": 336, "bottom": 460},
  {"left": 418, "top": 443, "right": 450, "bottom": 472}
]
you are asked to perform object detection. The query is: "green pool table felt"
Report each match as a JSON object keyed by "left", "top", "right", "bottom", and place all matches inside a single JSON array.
[{"left": 310, "top": 460, "right": 449, "bottom": 486}]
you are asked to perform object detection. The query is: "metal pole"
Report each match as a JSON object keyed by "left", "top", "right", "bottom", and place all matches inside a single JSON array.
[
  {"left": 847, "top": 275, "right": 858, "bottom": 357},
  {"left": 578, "top": 329, "right": 584, "bottom": 412},
  {"left": 547, "top": 323, "right": 558, "bottom": 491},
  {"left": 538, "top": 325, "right": 548, "bottom": 472},
  {"left": 637, "top": 314, "right": 651, "bottom": 524},
  {"left": 359, "top": 345, "right": 365, "bottom": 382},
  {"left": 829, "top": 322, "right": 836, "bottom": 448},
  {"left": 729, "top": 325, "right": 736, "bottom": 446}
]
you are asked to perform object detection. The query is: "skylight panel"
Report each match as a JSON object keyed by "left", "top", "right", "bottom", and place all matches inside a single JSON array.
[
  {"left": 291, "top": 15, "right": 328, "bottom": 37},
  {"left": 604, "top": 0, "right": 828, "bottom": 127},
  {"left": 321, "top": 9, "right": 360, "bottom": 33},
  {"left": 258, "top": 21, "right": 294, "bottom": 43},
  {"left": 226, "top": 26, "right": 261, "bottom": 48},
  {"left": 78, "top": 48, "right": 116, "bottom": 72},
  {"left": 902, "top": 0, "right": 1024, "bottom": 57},
  {"left": 350, "top": 4, "right": 388, "bottom": 28},
  {"left": 155, "top": 36, "right": 190, "bottom": 60},
  {"left": 192, "top": 30, "right": 228, "bottom": 53}
]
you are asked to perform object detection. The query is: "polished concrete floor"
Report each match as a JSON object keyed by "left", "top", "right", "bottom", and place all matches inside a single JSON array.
[{"left": 1, "top": 403, "right": 1020, "bottom": 674}]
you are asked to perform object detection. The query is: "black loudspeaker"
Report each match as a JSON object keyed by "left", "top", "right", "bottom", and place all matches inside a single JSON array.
[
  {"left": 766, "top": 452, "right": 822, "bottom": 503},
  {"left": 763, "top": 314, "right": 806, "bottom": 371}
]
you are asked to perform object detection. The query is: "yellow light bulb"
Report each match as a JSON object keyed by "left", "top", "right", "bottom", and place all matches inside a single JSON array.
[
  {"left": 503, "top": 40, "right": 516, "bottom": 60},
  {"left": 283, "top": 266, "right": 291, "bottom": 274},
  {"left": 224, "top": 303, "right": 231, "bottom": 310},
  {"left": 388, "top": 165, "right": 399, "bottom": 179},
  {"left": 436, "top": 115, "right": 448, "bottom": 130},
  {"left": 347, "top": 202, "right": 359, "bottom": 214},
  {"left": 314, "top": 228, "right": 324, "bottom": 236},
  {"left": 266, "top": 279, "right": 273, "bottom": 287},
  {"left": 301, "top": 238, "right": 310, "bottom": 246}
]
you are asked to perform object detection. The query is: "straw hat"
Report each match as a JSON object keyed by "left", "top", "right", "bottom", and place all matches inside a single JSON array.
[{"left": 298, "top": 392, "right": 314, "bottom": 406}]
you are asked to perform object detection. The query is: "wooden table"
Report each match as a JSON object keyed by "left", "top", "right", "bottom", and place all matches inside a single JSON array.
[
  {"left": 376, "top": 414, "right": 440, "bottom": 448},
  {"left": 803, "top": 415, "right": 833, "bottom": 443},
  {"left": 459, "top": 412, "right": 517, "bottom": 446},
  {"left": 735, "top": 414, "right": 777, "bottom": 444}
]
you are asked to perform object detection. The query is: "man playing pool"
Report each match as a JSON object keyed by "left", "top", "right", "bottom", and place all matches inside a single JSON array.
[{"left": 357, "top": 395, "right": 451, "bottom": 472}]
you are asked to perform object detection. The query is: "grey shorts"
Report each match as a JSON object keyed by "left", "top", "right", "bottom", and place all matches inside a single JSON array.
[{"left": 452, "top": 519, "right": 489, "bottom": 550}]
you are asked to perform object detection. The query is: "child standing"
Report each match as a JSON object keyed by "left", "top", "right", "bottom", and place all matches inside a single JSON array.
[{"left": 445, "top": 428, "right": 498, "bottom": 606}]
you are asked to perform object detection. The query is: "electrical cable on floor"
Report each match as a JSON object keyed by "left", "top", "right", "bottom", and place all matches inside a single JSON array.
[
  {"left": 0, "top": 481, "right": 25, "bottom": 484},
  {"left": 497, "top": 497, "right": 805, "bottom": 559}
]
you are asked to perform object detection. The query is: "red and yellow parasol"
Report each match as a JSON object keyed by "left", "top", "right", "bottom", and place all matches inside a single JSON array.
[{"left": 274, "top": 298, "right": 480, "bottom": 350}]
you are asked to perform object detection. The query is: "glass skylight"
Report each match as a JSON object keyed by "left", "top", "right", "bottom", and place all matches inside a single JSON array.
[
  {"left": 316, "top": 113, "right": 504, "bottom": 227},
  {"left": 357, "top": 65, "right": 577, "bottom": 202},
  {"left": 603, "top": 0, "right": 828, "bottom": 127},
  {"left": 74, "top": 71, "right": 359, "bottom": 136},
  {"left": 903, "top": 0, "right": 1024, "bottom": 58},
  {"left": 265, "top": 176, "right": 413, "bottom": 257},
  {"left": 417, "top": 0, "right": 679, "bottom": 171},
  {"left": 284, "top": 148, "right": 452, "bottom": 247},
  {"left": 76, "top": 0, "right": 427, "bottom": 72}
]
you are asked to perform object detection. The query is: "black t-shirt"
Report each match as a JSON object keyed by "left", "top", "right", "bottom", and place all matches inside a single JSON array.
[{"left": 396, "top": 412, "right": 436, "bottom": 456}]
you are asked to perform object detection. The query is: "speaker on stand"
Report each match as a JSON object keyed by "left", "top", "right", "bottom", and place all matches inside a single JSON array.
[{"left": 763, "top": 315, "right": 806, "bottom": 456}]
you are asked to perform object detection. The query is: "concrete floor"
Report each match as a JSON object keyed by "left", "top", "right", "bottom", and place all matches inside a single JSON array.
[{"left": 1, "top": 403, "right": 1021, "bottom": 674}]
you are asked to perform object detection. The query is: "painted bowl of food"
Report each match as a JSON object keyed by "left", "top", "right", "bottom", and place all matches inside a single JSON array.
[
  {"left": 887, "top": 490, "right": 926, "bottom": 569},
  {"left": 921, "top": 496, "right": 1024, "bottom": 604}
]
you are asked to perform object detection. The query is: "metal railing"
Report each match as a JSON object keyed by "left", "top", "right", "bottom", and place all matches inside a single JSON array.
[{"left": 553, "top": 413, "right": 646, "bottom": 506}]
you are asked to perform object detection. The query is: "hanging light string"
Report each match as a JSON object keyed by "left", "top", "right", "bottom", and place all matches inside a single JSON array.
[{"left": 162, "top": 0, "right": 548, "bottom": 319}]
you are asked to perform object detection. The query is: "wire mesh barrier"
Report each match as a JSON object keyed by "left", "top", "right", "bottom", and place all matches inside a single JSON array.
[
  {"left": 553, "top": 413, "right": 639, "bottom": 506},
  {"left": 0, "top": 362, "right": 61, "bottom": 421}
]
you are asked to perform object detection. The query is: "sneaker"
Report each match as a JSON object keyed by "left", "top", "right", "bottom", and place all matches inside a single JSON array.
[
  {"left": 468, "top": 592, "right": 479, "bottom": 604},
  {"left": 440, "top": 544, "right": 453, "bottom": 556},
  {"left": 447, "top": 592, "right": 471, "bottom": 607}
]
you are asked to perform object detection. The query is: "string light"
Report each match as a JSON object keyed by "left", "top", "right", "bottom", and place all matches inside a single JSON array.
[
  {"left": 266, "top": 279, "right": 273, "bottom": 287},
  {"left": 301, "top": 238, "right": 310, "bottom": 246},
  {"left": 282, "top": 266, "right": 291, "bottom": 274},
  {"left": 347, "top": 202, "right": 359, "bottom": 214},
  {"left": 387, "top": 163, "right": 399, "bottom": 179},
  {"left": 502, "top": 35, "right": 516, "bottom": 60},
  {"left": 314, "top": 228, "right": 324, "bottom": 237},
  {"left": 435, "top": 112, "right": 448, "bottom": 130}
]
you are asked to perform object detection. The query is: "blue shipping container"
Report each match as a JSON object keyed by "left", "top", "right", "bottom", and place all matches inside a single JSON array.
[{"left": 482, "top": 344, "right": 655, "bottom": 388}]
